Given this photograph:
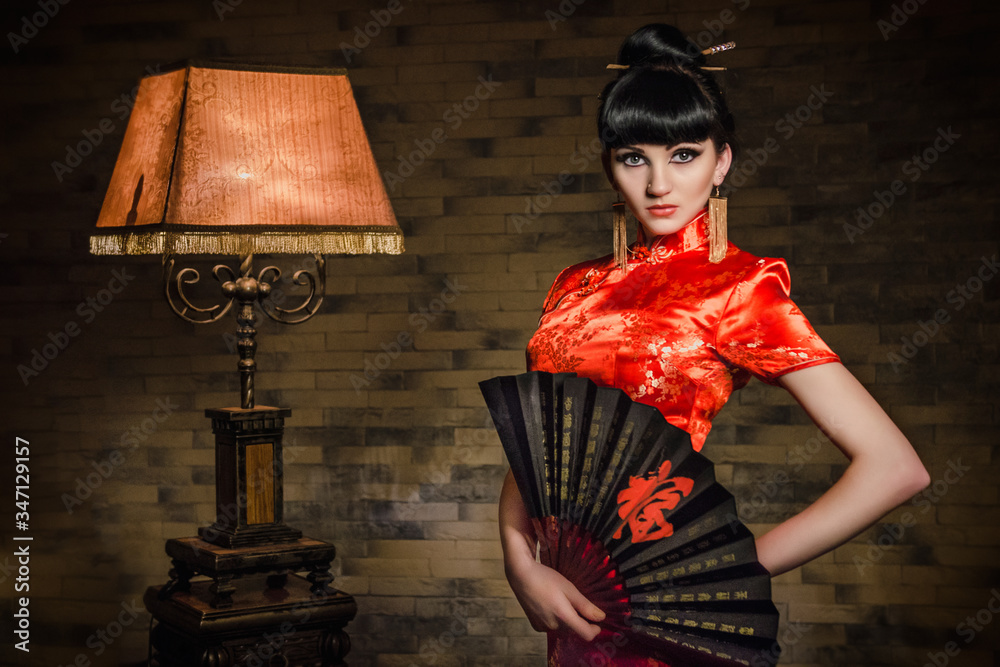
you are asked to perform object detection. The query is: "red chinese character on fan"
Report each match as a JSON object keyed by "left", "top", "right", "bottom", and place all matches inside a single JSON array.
[{"left": 614, "top": 460, "right": 695, "bottom": 542}]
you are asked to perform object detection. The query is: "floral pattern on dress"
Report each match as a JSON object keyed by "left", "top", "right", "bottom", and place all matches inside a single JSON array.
[{"left": 526, "top": 212, "right": 839, "bottom": 452}]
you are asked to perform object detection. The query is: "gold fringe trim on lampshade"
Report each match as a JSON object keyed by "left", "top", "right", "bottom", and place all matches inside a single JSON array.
[
  {"left": 707, "top": 193, "right": 728, "bottom": 263},
  {"left": 89, "top": 227, "right": 405, "bottom": 256}
]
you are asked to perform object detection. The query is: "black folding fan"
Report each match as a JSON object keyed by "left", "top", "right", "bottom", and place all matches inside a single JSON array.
[{"left": 480, "top": 371, "right": 781, "bottom": 666}]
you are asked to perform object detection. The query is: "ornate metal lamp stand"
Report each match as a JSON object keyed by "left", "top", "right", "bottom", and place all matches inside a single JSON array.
[{"left": 144, "top": 254, "right": 356, "bottom": 667}]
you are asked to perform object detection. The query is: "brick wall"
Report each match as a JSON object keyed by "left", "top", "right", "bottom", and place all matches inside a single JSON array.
[{"left": 1, "top": 0, "right": 998, "bottom": 665}]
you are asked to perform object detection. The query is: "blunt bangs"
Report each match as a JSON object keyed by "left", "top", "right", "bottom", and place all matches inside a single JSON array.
[{"left": 599, "top": 69, "right": 720, "bottom": 151}]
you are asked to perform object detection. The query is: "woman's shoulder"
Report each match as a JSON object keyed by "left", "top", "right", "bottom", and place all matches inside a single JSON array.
[
  {"left": 540, "top": 252, "right": 617, "bottom": 312},
  {"left": 708, "top": 244, "right": 793, "bottom": 290},
  {"left": 541, "top": 253, "right": 615, "bottom": 312},
  {"left": 700, "top": 244, "right": 808, "bottom": 323},
  {"left": 655, "top": 244, "right": 798, "bottom": 316}
]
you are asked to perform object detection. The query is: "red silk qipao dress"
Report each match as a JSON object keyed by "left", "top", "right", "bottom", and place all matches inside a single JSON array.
[{"left": 525, "top": 210, "right": 840, "bottom": 666}]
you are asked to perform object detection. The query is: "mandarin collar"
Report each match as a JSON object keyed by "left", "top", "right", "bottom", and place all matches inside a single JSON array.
[
  {"left": 629, "top": 209, "right": 709, "bottom": 264},
  {"left": 572, "top": 209, "right": 711, "bottom": 300}
]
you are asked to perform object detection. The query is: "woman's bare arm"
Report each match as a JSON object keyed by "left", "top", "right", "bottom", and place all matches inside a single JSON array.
[
  {"left": 499, "top": 469, "right": 605, "bottom": 640},
  {"left": 757, "top": 362, "right": 931, "bottom": 576}
]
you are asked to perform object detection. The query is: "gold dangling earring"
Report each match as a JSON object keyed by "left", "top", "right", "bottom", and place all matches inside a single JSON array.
[
  {"left": 708, "top": 185, "right": 728, "bottom": 263},
  {"left": 613, "top": 197, "right": 628, "bottom": 270}
]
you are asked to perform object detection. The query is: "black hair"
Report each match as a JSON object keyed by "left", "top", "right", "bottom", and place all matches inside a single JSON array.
[{"left": 598, "top": 24, "right": 737, "bottom": 159}]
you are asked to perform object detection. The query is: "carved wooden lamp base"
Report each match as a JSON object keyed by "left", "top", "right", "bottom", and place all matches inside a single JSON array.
[
  {"left": 146, "top": 406, "right": 356, "bottom": 665},
  {"left": 160, "top": 536, "right": 338, "bottom": 609},
  {"left": 145, "top": 573, "right": 356, "bottom": 667}
]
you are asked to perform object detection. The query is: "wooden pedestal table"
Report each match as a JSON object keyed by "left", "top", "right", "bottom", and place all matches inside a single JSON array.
[{"left": 145, "top": 537, "right": 356, "bottom": 666}]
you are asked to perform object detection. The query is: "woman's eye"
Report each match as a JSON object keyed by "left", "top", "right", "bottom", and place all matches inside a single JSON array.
[
  {"left": 619, "top": 153, "right": 644, "bottom": 166},
  {"left": 672, "top": 150, "right": 699, "bottom": 163}
]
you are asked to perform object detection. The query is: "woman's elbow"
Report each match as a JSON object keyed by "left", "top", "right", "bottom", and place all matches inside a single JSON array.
[
  {"left": 891, "top": 457, "right": 931, "bottom": 502},
  {"left": 908, "top": 461, "right": 932, "bottom": 495}
]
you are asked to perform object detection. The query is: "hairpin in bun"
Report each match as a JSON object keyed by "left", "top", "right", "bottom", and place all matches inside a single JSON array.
[
  {"left": 702, "top": 41, "right": 735, "bottom": 55},
  {"left": 606, "top": 40, "right": 735, "bottom": 71}
]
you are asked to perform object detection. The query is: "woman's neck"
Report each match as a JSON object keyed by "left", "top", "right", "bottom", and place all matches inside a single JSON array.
[{"left": 637, "top": 208, "right": 709, "bottom": 250}]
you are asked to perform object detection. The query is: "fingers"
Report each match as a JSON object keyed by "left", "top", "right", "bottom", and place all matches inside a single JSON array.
[
  {"left": 507, "top": 558, "right": 607, "bottom": 642},
  {"left": 558, "top": 605, "right": 602, "bottom": 642},
  {"left": 567, "top": 585, "right": 606, "bottom": 623},
  {"left": 559, "top": 584, "right": 605, "bottom": 641}
]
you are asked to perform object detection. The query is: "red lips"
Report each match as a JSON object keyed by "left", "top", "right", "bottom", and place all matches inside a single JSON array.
[{"left": 646, "top": 204, "right": 678, "bottom": 217}]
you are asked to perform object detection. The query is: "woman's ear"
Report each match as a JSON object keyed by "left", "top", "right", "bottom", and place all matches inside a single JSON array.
[{"left": 715, "top": 143, "right": 733, "bottom": 183}]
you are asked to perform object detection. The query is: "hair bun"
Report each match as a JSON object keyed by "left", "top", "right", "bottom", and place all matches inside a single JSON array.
[
  {"left": 598, "top": 23, "right": 738, "bottom": 160},
  {"left": 616, "top": 23, "right": 706, "bottom": 70}
]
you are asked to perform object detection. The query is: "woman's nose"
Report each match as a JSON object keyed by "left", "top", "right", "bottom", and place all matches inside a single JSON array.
[{"left": 646, "top": 165, "right": 672, "bottom": 197}]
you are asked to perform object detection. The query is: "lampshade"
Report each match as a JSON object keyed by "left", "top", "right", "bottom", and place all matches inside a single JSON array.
[{"left": 90, "top": 61, "right": 403, "bottom": 256}]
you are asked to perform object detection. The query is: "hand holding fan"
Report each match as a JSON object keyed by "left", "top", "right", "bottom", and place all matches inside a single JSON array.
[{"left": 481, "top": 371, "right": 781, "bottom": 666}]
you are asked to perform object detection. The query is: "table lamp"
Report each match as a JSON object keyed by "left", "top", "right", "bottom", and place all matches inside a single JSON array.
[{"left": 91, "top": 60, "right": 402, "bottom": 667}]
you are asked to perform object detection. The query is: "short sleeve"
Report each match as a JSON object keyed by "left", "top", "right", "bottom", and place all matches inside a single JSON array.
[
  {"left": 537, "top": 256, "right": 612, "bottom": 315},
  {"left": 540, "top": 266, "right": 574, "bottom": 314},
  {"left": 715, "top": 258, "right": 840, "bottom": 385}
]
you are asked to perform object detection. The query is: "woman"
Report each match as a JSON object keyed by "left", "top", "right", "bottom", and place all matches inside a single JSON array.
[{"left": 498, "top": 24, "right": 931, "bottom": 665}]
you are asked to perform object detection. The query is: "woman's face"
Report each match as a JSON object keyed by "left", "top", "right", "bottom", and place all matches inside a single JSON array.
[{"left": 609, "top": 140, "right": 732, "bottom": 240}]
